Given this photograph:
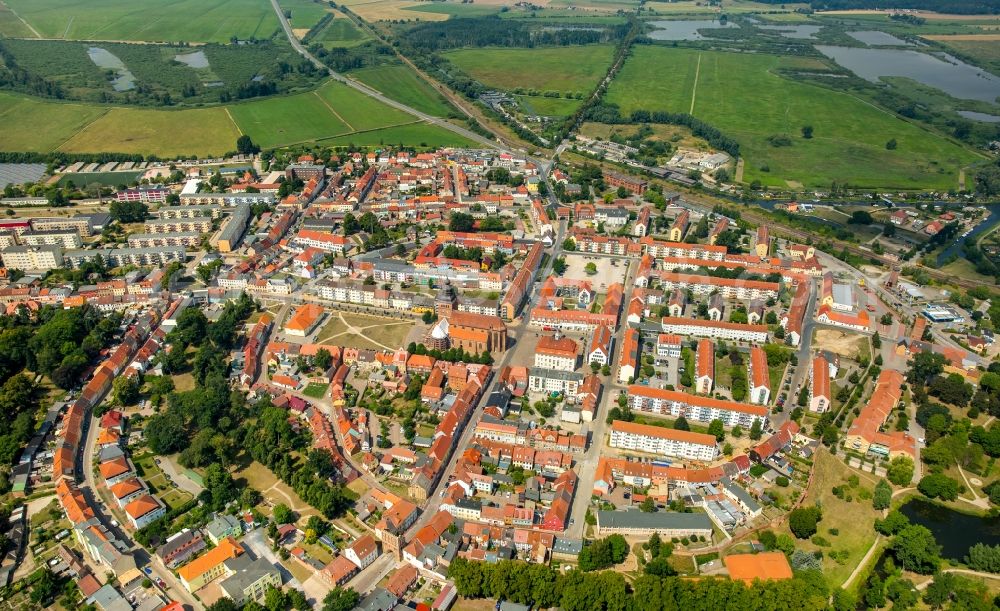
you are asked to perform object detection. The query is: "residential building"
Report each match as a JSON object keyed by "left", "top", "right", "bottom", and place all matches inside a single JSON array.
[
  {"left": 747, "top": 346, "right": 770, "bottom": 405},
  {"left": 595, "top": 511, "right": 713, "bottom": 538},
  {"left": 660, "top": 317, "right": 769, "bottom": 343},
  {"left": 656, "top": 334, "right": 682, "bottom": 361},
  {"left": 20, "top": 229, "right": 82, "bottom": 249},
  {"left": 696, "top": 339, "right": 714, "bottom": 394},
  {"left": 529, "top": 368, "right": 584, "bottom": 396},
  {"left": 219, "top": 556, "right": 281, "bottom": 606},
  {"left": 845, "top": 370, "right": 914, "bottom": 460},
  {"left": 345, "top": 534, "right": 379, "bottom": 570},
  {"left": 284, "top": 304, "right": 325, "bottom": 337},
  {"left": 609, "top": 420, "right": 719, "bottom": 461},
  {"left": 627, "top": 385, "right": 769, "bottom": 428},
  {"left": 177, "top": 536, "right": 244, "bottom": 592},
  {"left": 617, "top": 328, "right": 640, "bottom": 384},
  {"left": 123, "top": 494, "right": 165, "bottom": 529},
  {"left": 534, "top": 335, "right": 579, "bottom": 372},
  {"left": 156, "top": 529, "right": 206, "bottom": 569},
  {"left": 809, "top": 356, "right": 831, "bottom": 413},
  {"left": 588, "top": 325, "right": 613, "bottom": 366},
  {"left": 1, "top": 245, "right": 63, "bottom": 271}
]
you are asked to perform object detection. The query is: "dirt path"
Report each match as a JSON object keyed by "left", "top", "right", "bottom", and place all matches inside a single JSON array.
[
  {"left": 312, "top": 90, "right": 354, "bottom": 131},
  {"left": 690, "top": 53, "right": 702, "bottom": 115},
  {"left": 1, "top": 0, "right": 41, "bottom": 38},
  {"left": 315, "top": 311, "right": 411, "bottom": 350},
  {"left": 843, "top": 534, "right": 883, "bottom": 589},
  {"left": 225, "top": 108, "right": 244, "bottom": 135}
]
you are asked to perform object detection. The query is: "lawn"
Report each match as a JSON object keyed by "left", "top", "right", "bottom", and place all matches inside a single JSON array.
[
  {"left": 444, "top": 44, "right": 615, "bottom": 93},
  {"left": 515, "top": 95, "right": 582, "bottom": 117},
  {"left": 160, "top": 488, "right": 193, "bottom": 511},
  {"left": 58, "top": 106, "right": 241, "bottom": 156},
  {"left": 236, "top": 460, "right": 319, "bottom": 518},
  {"left": 303, "top": 382, "right": 329, "bottom": 399},
  {"left": 350, "top": 64, "right": 455, "bottom": 116},
  {"left": 772, "top": 448, "right": 881, "bottom": 589},
  {"left": 0, "top": 93, "right": 108, "bottom": 152},
  {"left": 604, "top": 46, "right": 981, "bottom": 189},
  {"left": 228, "top": 91, "right": 350, "bottom": 148},
  {"left": 316, "top": 81, "right": 416, "bottom": 131},
  {"left": 313, "top": 13, "right": 371, "bottom": 47},
  {"left": 323, "top": 122, "right": 477, "bottom": 148},
  {"left": 4, "top": 0, "right": 280, "bottom": 43}
]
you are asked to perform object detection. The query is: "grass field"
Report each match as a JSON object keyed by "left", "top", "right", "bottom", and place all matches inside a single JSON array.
[
  {"left": 228, "top": 92, "right": 350, "bottom": 148},
  {"left": 236, "top": 460, "right": 319, "bottom": 518},
  {"left": 312, "top": 13, "right": 370, "bottom": 47},
  {"left": 350, "top": 64, "right": 455, "bottom": 116},
  {"left": 515, "top": 95, "right": 581, "bottom": 117},
  {"left": 579, "top": 121, "right": 707, "bottom": 148},
  {"left": 604, "top": 46, "right": 981, "bottom": 189},
  {"left": 445, "top": 44, "right": 614, "bottom": 93},
  {"left": 59, "top": 106, "right": 242, "bottom": 156},
  {"left": 0, "top": 93, "right": 108, "bottom": 152},
  {"left": 0, "top": 1, "right": 35, "bottom": 37},
  {"left": 324, "top": 122, "right": 476, "bottom": 147},
  {"left": 303, "top": 382, "right": 328, "bottom": 399},
  {"left": 337, "top": 0, "right": 450, "bottom": 22},
  {"left": 405, "top": 2, "right": 504, "bottom": 18},
  {"left": 316, "top": 81, "right": 416, "bottom": 131},
  {"left": 57, "top": 171, "right": 143, "bottom": 187},
  {"left": 5, "top": 0, "right": 280, "bottom": 43},
  {"left": 281, "top": 0, "right": 333, "bottom": 33}
]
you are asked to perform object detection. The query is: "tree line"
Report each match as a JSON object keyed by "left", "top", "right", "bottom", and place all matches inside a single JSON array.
[
  {"left": 584, "top": 102, "right": 740, "bottom": 157},
  {"left": 397, "top": 17, "right": 628, "bottom": 54}
]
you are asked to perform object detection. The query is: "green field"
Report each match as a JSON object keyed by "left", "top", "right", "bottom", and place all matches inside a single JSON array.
[
  {"left": 228, "top": 92, "right": 351, "bottom": 148},
  {"left": 4, "top": 0, "right": 280, "bottom": 43},
  {"left": 404, "top": 2, "right": 503, "bottom": 18},
  {"left": 604, "top": 46, "right": 981, "bottom": 189},
  {"left": 57, "top": 171, "right": 143, "bottom": 187},
  {"left": 0, "top": 93, "right": 108, "bottom": 152},
  {"left": 59, "top": 106, "right": 242, "bottom": 156},
  {"left": 445, "top": 44, "right": 614, "bottom": 93},
  {"left": 316, "top": 81, "right": 416, "bottom": 131},
  {"left": 281, "top": 0, "right": 333, "bottom": 32},
  {"left": 0, "top": 1, "right": 34, "bottom": 37},
  {"left": 515, "top": 95, "right": 581, "bottom": 117},
  {"left": 324, "top": 122, "right": 476, "bottom": 147},
  {"left": 312, "top": 14, "right": 370, "bottom": 47},
  {"left": 350, "top": 64, "right": 455, "bottom": 116}
]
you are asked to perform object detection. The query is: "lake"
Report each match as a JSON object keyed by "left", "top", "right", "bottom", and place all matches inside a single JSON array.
[
  {"left": 174, "top": 50, "right": 210, "bottom": 70},
  {"left": 815, "top": 45, "right": 1000, "bottom": 103},
  {"left": 87, "top": 46, "right": 136, "bottom": 92},
  {"left": 958, "top": 110, "right": 1000, "bottom": 123},
  {"left": 647, "top": 19, "right": 738, "bottom": 41},
  {"left": 847, "top": 30, "right": 913, "bottom": 46},
  {"left": 899, "top": 498, "right": 1000, "bottom": 561},
  {"left": 757, "top": 24, "right": 823, "bottom": 39}
]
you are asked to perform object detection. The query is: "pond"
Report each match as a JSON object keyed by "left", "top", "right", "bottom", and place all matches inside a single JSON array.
[
  {"left": 647, "top": 19, "right": 738, "bottom": 41},
  {"left": 847, "top": 30, "right": 913, "bottom": 46},
  {"left": 815, "top": 45, "right": 1000, "bottom": 103},
  {"left": 757, "top": 24, "right": 823, "bottom": 39},
  {"left": 936, "top": 202, "right": 1000, "bottom": 265},
  {"left": 174, "top": 50, "right": 210, "bottom": 70},
  {"left": 958, "top": 110, "right": 1000, "bottom": 123},
  {"left": 87, "top": 46, "right": 136, "bottom": 92},
  {"left": 899, "top": 497, "right": 1000, "bottom": 561}
]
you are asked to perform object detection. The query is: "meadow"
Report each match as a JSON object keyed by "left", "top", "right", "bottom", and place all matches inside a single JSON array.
[
  {"left": 280, "top": 0, "right": 334, "bottom": 34},
  {"left": 515, "top": 95, "right": 581, "bottom": 117},
  {"left": 312, "top": 14, "right": 370, "bottom": 48},
  {"left": 316, "top": 81, "right": 416, "bottom": 131},
  {"left": 3, "top": 0, "right": 280, "bottom": 43},
  {"left": 0, "top": 1, "right": 35, "bottom": 37},
  {"left": 336, "top": 0, "right": 449, "bottom": 22},
  {"left": 350, "top": 64, "right": 455, "bottom": 116},
  {"left": 604, "top": 45, "right": 981, "bottom": 189},
  {"left": 323, "top": 122, "right": 476, "bottom": 148},
  {"left": 444, "top": 44, "right": 614, "bottom": 93},
  {"left": 227, "top": 92, "right": 351, "bottom": 148},
  {"left": 58, "top": 106, "right": 242, "bottom": 156},
  {"left": 0, "top": 93, "right": 108, "bottom": 152}
]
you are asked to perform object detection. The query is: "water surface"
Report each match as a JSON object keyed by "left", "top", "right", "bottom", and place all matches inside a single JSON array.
[
  {"left": 958, "top": 110, "right": 1000, "bottom": 122},
  {"left": 174, "top": 50, "right": 210, "bottom": 69},
  {"left": 899, "top": 498, "right": 1000, "bottom": 561},
  {"left": 88, "top": 46, "right": 136, "bottom": 92},
  {"left": 847, "top": 30, "right": 913, "bottom": 46},
  {"left": 815, "top": 45, "right": 1000, "bottom": 103},
  {"left": 647, "top": 19, "right": 738, "bottom": 41},
  {"left": 757, "top": 24, "right": 823, "bottom": 39}
]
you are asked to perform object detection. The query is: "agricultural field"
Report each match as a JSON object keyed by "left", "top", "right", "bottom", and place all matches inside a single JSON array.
[
  {"left": 604, "top": 45, "right": 981, "bottom": 189},
  {"left": 58, "top": 106, "right": 242, "bottom": 156},
  {"left": 444, "top": 44, "right": 614, "bottom": 93},
  {"left": 4, "top": 0, "right": 281, "bottom": 43},
  {"left": 350, "top": 64, "right": 455, "bottom": 116},
  {"left": 404, "top": 2, "right": 505, "bottom": 18},
  {"left": 310, "top": 13, "right": 371, "bottom": 48},
  {"left": 336, "top": 0, "right": 450, "bottom": 22},
  {"left": 515, "top": 95, "right": 581, "bottom": 117},
  {"left": 0, "top": 92, "right": 108, "bottom": 152},
  {"left": 323, "top": 122, "right": 476, "bottom": 148},
  {"left": 0, "top": 1, "right": 36, "bottom": 37},
  {"left": 227, "top": 92, "right": 351, "bottom": 148},
  {"left": 316, "top": 81, "right": 416, "bottom": 131},
  {"left": 280, "top": 0, "right": 334, "bottom": 35}
]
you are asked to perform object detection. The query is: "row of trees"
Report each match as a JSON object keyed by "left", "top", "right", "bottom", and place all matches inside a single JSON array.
[{"left": 447, "top": 557, "right": 829, "bottom": 611}]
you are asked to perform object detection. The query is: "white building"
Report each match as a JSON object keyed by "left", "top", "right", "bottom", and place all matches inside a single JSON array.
[{"left": 609, "top": 420, "right": 719, "bottom": 462}]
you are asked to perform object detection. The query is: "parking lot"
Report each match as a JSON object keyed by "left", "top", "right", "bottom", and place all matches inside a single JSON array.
[{"left": 562, "top": 253, "right": 622, "bottom": 291}]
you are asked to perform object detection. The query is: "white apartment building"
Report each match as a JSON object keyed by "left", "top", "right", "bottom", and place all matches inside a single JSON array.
[
  {"left": 627, "top": 385, "right": 768, "bottom": 429},
  {"left": 609, "top": 420, "right": 719, "bottom": 462}
]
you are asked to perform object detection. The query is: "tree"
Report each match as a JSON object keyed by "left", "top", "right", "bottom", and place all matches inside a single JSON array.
[
  {"left": 966, "top": 543, "right": 1000, "bottom": 573},
  {"left": 708, "top": 419, "right": 725, "bottom": 441},
  {"left": 749, "top": 420, "right": 762, "bottom": 440},
  {"left": 850, "top": 210, "right": 874, "bottom": 225},
  {"left": 674, "top": 416, "right": 690, "bottom": 431},
  {"left": 886, "top": 138, "right": 898, "bottom": 150},
  {"left": 640, "top": 497, "right": 656, "bottom": 512},
  {"left": 449, "top": 212, "right": 474, "bottom": 232},
  {"left": 273, "top": 503, "right": 294, "bottom": 525},
  {"left": 890, "top": 524, "right": 941, "bottom": 574},
  {"left": 552, "top": 257, "right": 567, "bottom": 276},
  {"left": 314, "top": 348, "right": 332, "bottom": 371},
  {"left": 873, "top": 479, "right": 892, "bottom": 510},
  {"left": 788, "top": 506, "right": 822, "bottom": 539},
  {"left": 323, "top": 587, "right": 360, "bottom": 611},
  {"left": 801, "top": 125, "right": 814, "bottom": 139},
  {"left": 918, "top": 473, "right": 960, "bottom": 501},
  {"left": 112, "top": 374, "right": 140, "bottom": 406},
  {"left": 584, "top": 262, "right": 597, "bottom": 275},
  {"left": 864, "top": 574, "right": 886, "bottom": 609},
  {"left": 236, "top": 135, "right": 260, "bottom": 155},
  {"left": 887, "top": 456, "right": 915, "bottom": 486}
]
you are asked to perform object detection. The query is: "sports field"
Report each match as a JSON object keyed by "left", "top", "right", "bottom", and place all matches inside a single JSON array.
[
  {"left": 444, "top": 44, "right": 614, "bottom": 93},
  {"left": 4, "top": 0, "right": 280, "bottom": 43},
  {"left": 350, "top": 64, "right": 455, "bottom": 116},
  {"left": 58, "top": 106, "right": 242, "bottom": 156},
  {"left": 604, "top": 46, "right": 981, "bottom": 189}
]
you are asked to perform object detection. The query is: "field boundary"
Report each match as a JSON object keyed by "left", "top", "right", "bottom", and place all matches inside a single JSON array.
[
  {"left": 312, "top": 89, "right": 354, "bottom": 131},
  {"left": 224, "top": 107, "right": 244, "bottom": 135},
  {"left": 52, "top": 107, "right": 112, "bottom": 152},
  {"left": 311, "top": 118, "right": 425, "bottom": 145},
  {"left": 690, "top": 52, "right": 701, "bottom": 115},
  {"left": 0, "top": 0, "right": 39, "bottom": 37}
]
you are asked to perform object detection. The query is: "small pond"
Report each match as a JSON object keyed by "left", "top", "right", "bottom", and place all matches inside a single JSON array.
[
  {"left": 899, "top": 497, "right": 1000, "bottom": 561},
  {"left": 647, "top": 19, "right": 738, "bottom": 41},
  {"left": 87, "top": 46, "right": 136, "bottom": 92},
  {"left": 815, "top": 45, "right": 1000, "bottom": 103},
  {"left": 174, "top": 50, "right": 210, "bottom": 69},
  {"left": 847, "top": 30, "right": 913, "bottom": 46},
  {"left": 958, "top": 109, "right": 1000, "bottom": 122},
  {"left": 757, "top": 24, "right": 823, "bottom": 39}
]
